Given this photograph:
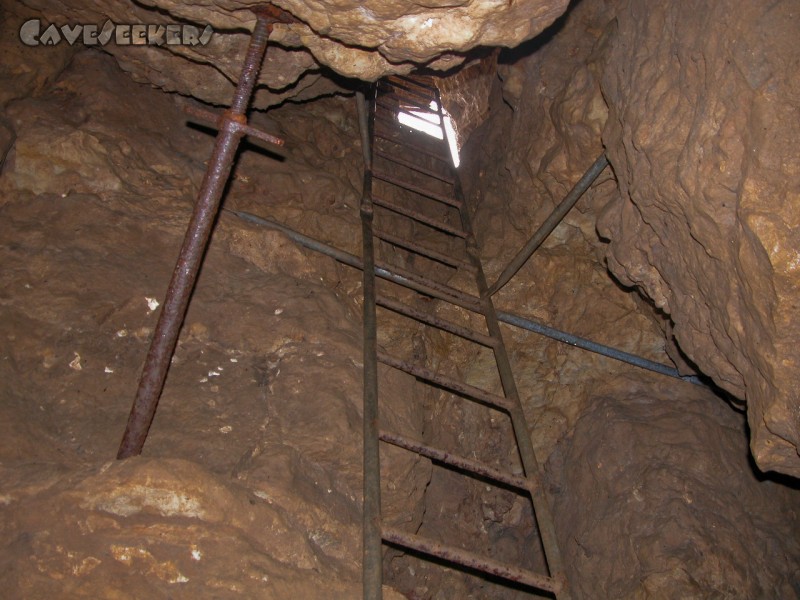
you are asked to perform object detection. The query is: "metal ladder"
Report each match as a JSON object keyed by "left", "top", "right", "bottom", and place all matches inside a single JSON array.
[{"left": 358, "top": 76, "right": 571, "bottom": 598}]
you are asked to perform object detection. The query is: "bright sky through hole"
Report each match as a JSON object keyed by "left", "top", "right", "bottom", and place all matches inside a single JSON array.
[{"left": 397, "top": 101, "right": 460, "bottom": 168}]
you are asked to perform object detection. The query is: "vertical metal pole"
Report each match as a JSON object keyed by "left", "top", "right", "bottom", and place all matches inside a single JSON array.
[
  {"left": 117, "top": 10, "right": 275, "bottom": 459},
  {"left": 358, "top": 88, "right": 383, "bottom": 600}
]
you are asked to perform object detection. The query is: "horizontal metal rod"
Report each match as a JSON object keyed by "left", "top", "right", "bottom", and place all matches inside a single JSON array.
[
  {"left": 377, "top": 351, "right": 515, "bottom": 413},
  {"left": 373, "top": 228, "right": 472, "bottom": 271},
  {"left": 386, "top": 75, "right": 438, "bottom": 97},
  {"left": 489, "top": 154, "right": 609, "bottom": 295},
  {"left": 376, "top": 294, "right": 496, "bottom": 347},
  {"left": 373, "top": 196, "right": 467, "bottom": 238},
  {"left": 382, "top": 78, "right": 437, "bottom": 103},
  {"left": 376, "top": 98, "right": 437, "bottom": 124},
  {"left": 382, "top": 526, "right": 559, "bottom": 593},
  {"left": 374, "top": 128, "right": 449, "bottom": 162},
  {"left": 379, "top": 430, "right": 532, "bottom": 492},
  {"left": 496, "top": 311, "right": 703, "bottom": 385},
  {"left": 376, "top": 94, "right": 435, "bottom": 115},
  {"left": 373, "top": 170, "right": 461, "bottom": 209},
  {"left": 373, "top": 149, "right": 454, "bottom": 184},
  {"left": 227, "top": 210, "right": 481, "bottom": 312},
  {"left": 226, "top": 210, "right": 704, "bottom": 386}
]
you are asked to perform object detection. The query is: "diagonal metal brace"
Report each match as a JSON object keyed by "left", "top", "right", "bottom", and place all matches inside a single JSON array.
[{"left": 117, "top": 5, "right": 286, "bottom": 460}]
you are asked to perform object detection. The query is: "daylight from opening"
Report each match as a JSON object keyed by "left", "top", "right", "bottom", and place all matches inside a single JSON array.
[{"left": 397, "top": 101, "right": 461, "bottom": 168}]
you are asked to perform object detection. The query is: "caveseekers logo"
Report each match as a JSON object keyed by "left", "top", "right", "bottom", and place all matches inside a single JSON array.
[{"left": 20, "top": 18, "right": 214, "bottom": 47}]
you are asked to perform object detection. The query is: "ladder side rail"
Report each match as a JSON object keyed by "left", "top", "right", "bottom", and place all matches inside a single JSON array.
[{"left": 358, "top": 87, "right": 384, "bottom": 600}]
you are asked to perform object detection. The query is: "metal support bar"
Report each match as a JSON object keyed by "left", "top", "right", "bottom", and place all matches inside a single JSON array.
[
  {"left": 381, "top": 80, "right": 437, "bottom": 104},
  {"left": 379, "top": 430, "right": 532, "bottom": 492},
  {"left": 374, "top": 128, "right": 449, "bottom": 161},
  {"left": 496, "top": 311, "right": 703, "bottom": 384},
  {"left": 373, "top": 170, "right": 462, "bottom": 209},
  {"left": 225, "top": 210, "right": 705, "bottom": 386},
  {"left": 386, "top": 76, "right": 438, "bottom": 97},
  {"left": 373, "top": 149, "right": 454, "bottom": 184},
  {"left": 117, "top": 6, "right": 283, "bottom": 459},
  {"left": 376, "top": 95, "right": 435, "bottom": 116},
  {"left": 489, "top": 154, "right": 610, "bottom": 295},
  {"left": 376, "top": 295, "right": 496, "bottom": 348},
  {"left": 373, "top": 196, "right": 467, "bottom": 238},
  {"left": 377, "top": 352, "right": 515, "bottom": 413},
  {"left": 382, "top": 526, "right": 559, "bottom": 594},
  {"left": 455, "top": 175, "right": 571, "bottom": 596},
  {"left": 358, "top": 89, "right": 383, "bottom": 600},
  {"left": 373, "top": 228, "right": 472, "bottom": 271}
]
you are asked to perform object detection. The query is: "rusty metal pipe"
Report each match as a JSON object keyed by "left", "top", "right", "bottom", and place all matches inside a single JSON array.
[
  {"left": 379, "top": 430, "right": 532, "bottom": 492},
  {"left": 382, "top": 526, "right": 559, "bottom": 593},
  {"left": 117, "top": 10, "right": 275, "bottom": 459}
]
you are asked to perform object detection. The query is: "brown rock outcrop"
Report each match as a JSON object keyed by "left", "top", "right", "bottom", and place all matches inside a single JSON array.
[
  {"left": 598, "top": 0, "right": 800, "bottom": 476},
  {"left": 14, "top": 0, "right": 569, "bottom": 106},
  {"left": 550, "top": 389, "right": 800, "bottom": 599}
]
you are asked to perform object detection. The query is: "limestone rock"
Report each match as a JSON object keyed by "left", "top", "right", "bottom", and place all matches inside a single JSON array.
[
  {"left": 16, "top": 0, "right": 569, "bottom": 106},
  {"left": 598, "top": 0, "right": 800, "bottom": 476},
  {"left": 550, "top": 390, "right": 800, "bottom": 598}
]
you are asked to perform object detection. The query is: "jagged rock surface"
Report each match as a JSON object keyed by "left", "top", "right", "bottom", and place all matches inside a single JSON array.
[
  {"left": 14, "top": 0, "right": 568, "bottom": 107},
  {"left": 598, "top": 0, "right": 800, "bottom": 476}
]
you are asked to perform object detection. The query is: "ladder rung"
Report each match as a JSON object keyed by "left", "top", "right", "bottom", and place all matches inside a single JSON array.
[
  {"left": 376, "top": 92, "right": 435, "bottom": 114},
  {"left": 373, "top": 170, "right": 460, "bottom": 209},
  {"left": 381, "top": 526, "right": 559, "bottom": 594},
  {"left": 383, "top": 78, "right": 437, "bottom": 102},
  {"left": 379, "top": 430, "right": 532, "bottom": 492},
  {"left": 377, "top": 352, "right": 514, "bottom": 413},
  {"left": 392, "top": 74, "right": 438, "bottom": 91},
  {"left": 386, "top": 76, "right": 438, "bottom": 97},
  {"left": 374, "top": 261, "right": 482, "bottom": 313},
  {"left": 373, "top": 228, "right": 472, "bottom": 271},
  {"left": 373, "top": 196, "right": 466, "bottom": 238},
  {"left": 376, "top": 97, "right": 438, "bottom": 123},
  {"left": 376, "top": 295, "right": 496, "bottom": 348},
  {"left": 374, "top": 127, "right": 449, "bottom": 162},
  {"left": 373, "top": 149, "right": 454, "bottom": 184}
]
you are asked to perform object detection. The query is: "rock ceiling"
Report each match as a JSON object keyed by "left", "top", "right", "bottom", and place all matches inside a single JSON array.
[{"left": 17, "top": 0, "right": 568, "bottom": 107}]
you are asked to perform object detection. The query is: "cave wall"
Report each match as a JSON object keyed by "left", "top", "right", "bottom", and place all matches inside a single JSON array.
[
  {"left": 599, "top": 0, "right": 800, "bottom": 477},
  {"left": 1, "top": 0, "right": 798, "bottom": 597},
  {"left": 0, "top": 45, "right": 431, "bottom": 597},
  {"left": 458, "top": 0, "right": 800, "bottom": 595},
  {"left": 462, "top": 0, "right": 800, "bottom": 478}
]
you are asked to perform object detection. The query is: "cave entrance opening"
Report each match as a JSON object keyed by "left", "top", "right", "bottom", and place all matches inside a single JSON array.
[{"left": 397, "top": 100, "right": 461, "bottom": 167}]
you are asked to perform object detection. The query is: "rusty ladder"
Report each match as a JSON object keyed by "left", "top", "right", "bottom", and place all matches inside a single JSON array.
[{"left": 358, "top": 76, "right": 571, "bottom": 598}]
